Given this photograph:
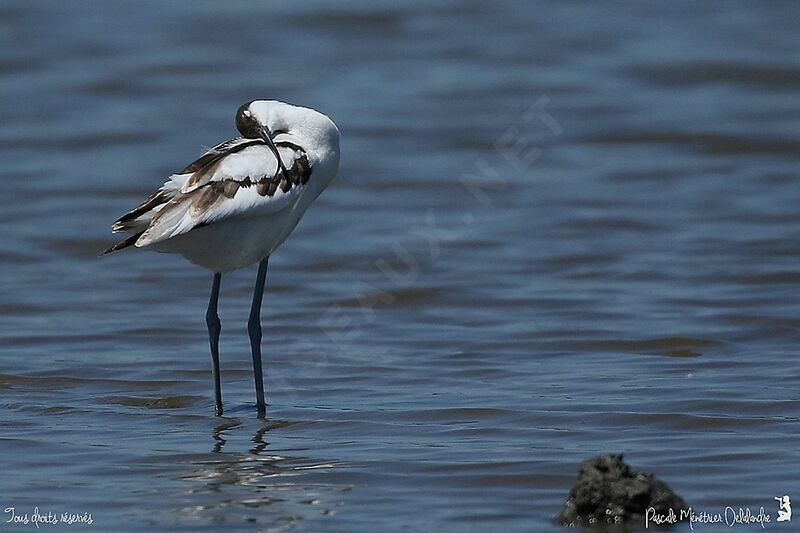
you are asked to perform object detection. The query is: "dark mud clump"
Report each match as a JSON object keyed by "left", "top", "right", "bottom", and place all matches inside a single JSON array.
[{"left": 555, "top": 454, "right": 687, "bottom": 529}]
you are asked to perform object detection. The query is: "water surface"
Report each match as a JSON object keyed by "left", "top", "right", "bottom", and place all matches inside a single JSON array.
[{"left": 1, "top": 1, "right": 799, "bottom": 531}]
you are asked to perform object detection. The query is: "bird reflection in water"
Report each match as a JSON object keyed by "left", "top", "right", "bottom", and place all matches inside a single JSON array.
[
  {"left": 173, "top": 417, "right": 344, "bottom": 524},
  {"left": 211, "top": 418, "right": 281, "bottom": 455}
]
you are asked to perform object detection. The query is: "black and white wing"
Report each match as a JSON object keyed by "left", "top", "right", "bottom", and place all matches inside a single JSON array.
[{"left": 103, "top": 137, "right": 311, "bottom": 254}]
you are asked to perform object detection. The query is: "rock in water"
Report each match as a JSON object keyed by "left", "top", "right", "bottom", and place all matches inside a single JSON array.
[{"left": 555, "top": 454, "right": 687, "bottom": 529}]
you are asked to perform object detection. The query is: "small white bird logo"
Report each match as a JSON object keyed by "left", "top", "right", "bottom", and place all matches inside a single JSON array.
[{"left": 775, "top": 495, "right": 791, "bottom": 522}]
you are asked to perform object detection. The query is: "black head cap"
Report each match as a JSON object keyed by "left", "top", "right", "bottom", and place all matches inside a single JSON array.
[{"left": 235, "top": 101, "right": 260, "bottom": 138}]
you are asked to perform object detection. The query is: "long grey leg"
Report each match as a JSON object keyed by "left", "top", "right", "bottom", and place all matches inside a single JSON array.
[
  {"left": 248, "top": 257, "right": 269, "bottom": 414},
  {"left": 206, "top": 272, "right": 223, "bottom": 416}
]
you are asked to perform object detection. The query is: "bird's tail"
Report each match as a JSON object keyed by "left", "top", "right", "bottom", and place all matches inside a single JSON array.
[{"left": 100, "top": 231, "right": 145, "bottom": 256}]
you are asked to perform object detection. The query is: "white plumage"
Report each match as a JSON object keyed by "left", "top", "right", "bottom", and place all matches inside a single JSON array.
[{"left": 105, "top": 100, "right": 340, "bottom": 273}]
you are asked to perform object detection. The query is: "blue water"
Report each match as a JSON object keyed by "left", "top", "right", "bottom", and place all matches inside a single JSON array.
[{"left": 1, "top": 1, "right": 799, "bottom": 531}]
